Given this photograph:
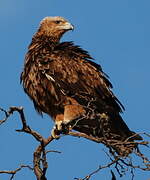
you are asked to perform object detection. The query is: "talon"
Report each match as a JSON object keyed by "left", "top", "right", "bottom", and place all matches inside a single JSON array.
[
  {"left": 52, "top": 121, "right": 71, "bottom": 137},
  {"left": 51, "top": 126, "right": 61, "bottom": 139}
]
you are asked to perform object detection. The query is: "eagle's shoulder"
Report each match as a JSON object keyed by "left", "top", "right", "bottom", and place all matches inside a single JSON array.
[{"left": 54, "top": 41, "right": 92, "bottom": 60}]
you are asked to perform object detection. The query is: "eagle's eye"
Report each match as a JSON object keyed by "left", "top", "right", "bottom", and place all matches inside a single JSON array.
[{"left": 55, "top": 20, "right": 62, "bottom": 24}]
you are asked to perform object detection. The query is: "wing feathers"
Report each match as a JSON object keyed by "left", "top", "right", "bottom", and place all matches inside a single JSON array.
[{"left": 39, "top": 42, "right": 124, "bottom": 113}]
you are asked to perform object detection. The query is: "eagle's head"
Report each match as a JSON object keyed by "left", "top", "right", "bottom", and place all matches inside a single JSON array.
[{"left": 38, "top": 16, "right": 74, "bottom": 41}]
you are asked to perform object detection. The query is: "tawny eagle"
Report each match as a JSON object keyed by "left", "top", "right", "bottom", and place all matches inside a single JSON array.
[{"left": 21, "top": 16, "right": 141, "bottom": 155}]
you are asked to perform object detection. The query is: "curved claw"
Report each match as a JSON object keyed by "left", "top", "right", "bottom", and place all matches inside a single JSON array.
[{"left": 51, "top": 126, "right": 60, "bottom": 139}]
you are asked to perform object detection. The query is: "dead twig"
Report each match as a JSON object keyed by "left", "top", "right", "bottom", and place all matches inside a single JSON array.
[
  {"left": 74, "top": 157, "right": 120, "bottom": 180},
  {"left": 0, "top": 165, "right": 33, "bottom": 180},
  {"left": 46, "top": 150, "right": 61, "bottom": 154}
]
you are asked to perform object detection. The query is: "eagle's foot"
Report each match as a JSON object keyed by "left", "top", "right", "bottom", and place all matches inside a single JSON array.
[
  {"left": 51, "top": 121, "right": 71, "bottom": 139},
  {"left": 51, "top": 126, "right": 61, "bottom": 139}
]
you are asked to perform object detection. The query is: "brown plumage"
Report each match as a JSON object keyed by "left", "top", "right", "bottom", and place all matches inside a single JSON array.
[{"left": 21, "top": 16, "right": 142, "bottom": 156}]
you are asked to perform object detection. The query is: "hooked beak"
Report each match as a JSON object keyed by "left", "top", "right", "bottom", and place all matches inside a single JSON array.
[{"left": 62, "top": 22, "right": 74, "bottom": 31}]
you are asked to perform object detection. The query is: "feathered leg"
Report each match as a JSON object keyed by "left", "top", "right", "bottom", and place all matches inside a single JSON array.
[{"left": 51, "top": 102, "right": 85, "bottom": 138}]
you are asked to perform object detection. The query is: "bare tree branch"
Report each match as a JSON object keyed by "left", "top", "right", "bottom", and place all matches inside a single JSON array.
[
  {"left": 68, "top": 131, "right": 149, "bottom": 146},
  {"left": 0, "top": 106, "right": 55, "bottom": 180},
  {"left": 0, "top": 106, "right": 150, "bottom": 180}
]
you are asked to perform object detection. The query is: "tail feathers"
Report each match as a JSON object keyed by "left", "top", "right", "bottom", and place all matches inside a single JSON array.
[{"left": 72, "top": 113, "right": 142, "bottom": 156}]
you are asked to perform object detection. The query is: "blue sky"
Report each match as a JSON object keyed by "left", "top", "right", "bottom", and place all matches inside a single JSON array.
[{"left": 0, "top": 0, "right": 149, "bottom": 179}]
